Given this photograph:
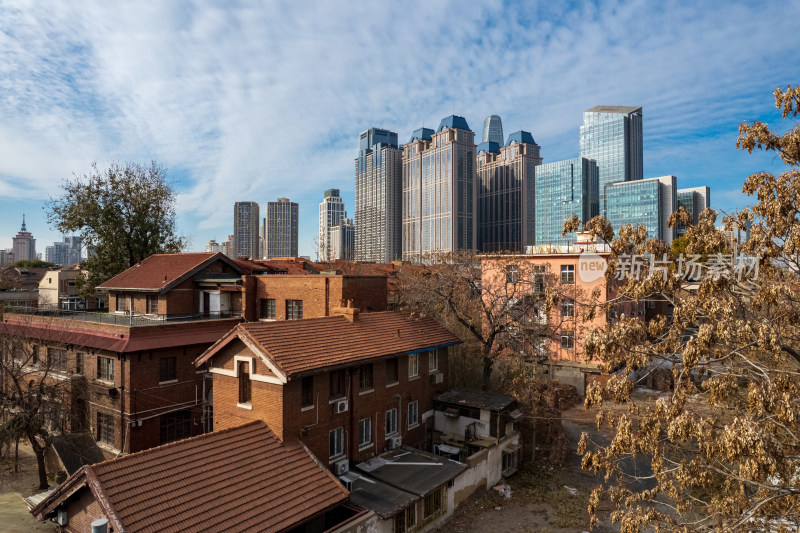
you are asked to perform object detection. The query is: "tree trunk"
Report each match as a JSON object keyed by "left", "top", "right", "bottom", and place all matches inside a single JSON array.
[
  {"left": 482, "top": 354, "right": 493, "bottom": 391},
  {"left": 27, "top": 432, "right": 48, "bottom": 490},
  {"left": 14, "top": 436, "right": 20, "bottom": 473}
]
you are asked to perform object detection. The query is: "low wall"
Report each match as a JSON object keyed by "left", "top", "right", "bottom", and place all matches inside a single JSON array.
[{"left": 452, "top": 431, "right": 521, "bottom": 507}]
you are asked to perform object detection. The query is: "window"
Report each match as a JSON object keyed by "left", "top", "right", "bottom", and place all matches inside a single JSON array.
[
  {"left": 408, "top": 401, "right": 419, "bottom": 428},
  {"left": 32, "top": 345, "right": 39, "bottom": 365},
  {"left": 428, "top": 349, "right": 438, "bottom": 372},
  {"left": 385, "top": 408, "right": 398, "bottom": 436},
  {"left": 329, "top": 369, "right": 345, "bottom": 399},
  {"left": 238, "top": 361, "right": 251, "bottom": 404},
  {"left": 394, "top": 505, "right": 417, "bottom": 533},
  {"left": 301, "top": 376, "right": 314, "bottom": 408},
  {"left": 408, "top": 354, "right": 419, "bottom": 378},
  {"left": 502, "top": 449, "right": 519, "bottom": 475},
  {"left": 260, "top": 298, "right": 276, "bottom": 319},
  {"left": 286, "top": 300, "right": 303, "bottom": 320},
  {"left": 359, "top": 417, "right": 372, "bottom": 447},
  {"left": 561, "top": 298, "right": 574, "bottom": 318},
  {"left": 159, "top": 357, "right": 177, "bottom": 382},
  {"left": 424, "top": 487, "right": 443, "bottom": 518},
  {"left": 146, "top": 294, "right": 159, "bottom": 314},
  {"left": 329, "top": 427, "right": 344, "bottom": 458},
  {"left": 48, "top": 348, "right": 67, "bottom": 372},
  {"left": 561, "top": 265, "right": 575, "bottom": 285},
  {"left": 115, "top": 294, "right": 128, "bottom": 312},
  {"left": 533, "top": 265, "right": 546, "bottom": 294},
  {"left": 386, "top": 358, "right": 398, "bottom": 385},
  {"left": 97, "top": 411, "right": 115, "bottom": 446},
  {"left": 76, "top": 352, "right": 84, "bottom": 374},
  {"left": 97, "top": 356, "right": 114, "bottom": 381},
  {"left": 160, "top": 410, "right": 191, "bottom": 444},
  {"left": 505, "top": 264, "right": 519, "bottom": 284},
  {"left": 359, "top": 364, "right": 373, "bottom": 391},
  {"left": 561, "top": 332, "right": 575, "bottom": 350}
]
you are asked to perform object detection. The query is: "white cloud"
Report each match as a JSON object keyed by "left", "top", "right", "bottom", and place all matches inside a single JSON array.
[{"left": 0, "top": 0, "right": 798, "bottom": 254}]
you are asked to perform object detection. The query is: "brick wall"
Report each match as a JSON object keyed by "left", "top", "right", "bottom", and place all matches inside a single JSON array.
[{"left": 63, "top": 487, "right": 105, "bottom": 533}]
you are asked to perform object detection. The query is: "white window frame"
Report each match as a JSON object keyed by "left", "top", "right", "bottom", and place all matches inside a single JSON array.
[
  {"left": 329, "top": 427, "right": 344, "bottom": 459},
  {"left": 428, "top": 349, "right": 438, "bottom": 372},
  {"left": 408, "top": 401, "right": 419, "bottom": 428},
  {"left": 385, "top": 408, "right": 398, "bottom": 437},
  {"left": 359, "top": 417, "right": 372, "bottom": 447},
  {"left": 408, "top": 353, "right": 419, "bottom": 378}
]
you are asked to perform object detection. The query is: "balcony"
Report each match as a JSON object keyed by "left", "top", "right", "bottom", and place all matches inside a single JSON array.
[{"left": 4, "top": 305, "right": 241, "bottom": 327}]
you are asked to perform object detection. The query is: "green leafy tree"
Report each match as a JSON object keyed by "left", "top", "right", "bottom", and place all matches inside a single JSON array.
[
  {"left": 47, "top": 162, "right": 186, "bottom": 295},
  {"left": 11, "top": 260, "right": 55, "bottom": 269}
]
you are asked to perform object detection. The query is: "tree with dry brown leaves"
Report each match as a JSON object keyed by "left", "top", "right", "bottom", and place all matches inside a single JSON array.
[{"left": 578, "top": 86, "right": 800, "bottom": 532}]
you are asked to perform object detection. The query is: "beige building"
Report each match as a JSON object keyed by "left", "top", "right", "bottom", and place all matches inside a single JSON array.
[
  {"left": 402, "top": 116, "right": 476, "bottom": 261},
  {"left": 12, "top": 215, "right": 36, "bottom": 262},
  {"left": 38, "top": 267, "right": 102, "bottom": 310}
]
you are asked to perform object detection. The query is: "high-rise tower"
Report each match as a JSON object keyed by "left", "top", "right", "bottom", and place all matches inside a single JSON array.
[
  {"left": 318, "top": 189, "right": 346, "bottom": 261},
  {"left": 476, "top": 130, "right": 542, "bottom": 252},
  {"left": 355, "top": 127, "right": 402, "bottom": 262},
  {"left": 266, "top": 198, "right": 299, "bottom": 258},
  {"left": 233, "top": 201, "right": 260, "bottom": 259},
  {"left": 402, "top": 115, "right": 476, "bottom": 261},
  {"left": 579, "top": 105, "right": 643, "bottom": 214},
  {"left": 481, "top": 115, "right": 504, "bottom": 145},
  {"left": 12, "top": 214, "right": 36, "bottom": 262}
]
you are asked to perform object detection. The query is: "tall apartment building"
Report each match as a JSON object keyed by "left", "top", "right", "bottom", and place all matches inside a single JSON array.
[
  {"left": 45, "top": 236, "right": 81, "bottom": 266},
  {"left": 534, "top": 158, "right": 598, "bottom": 246},
  {"left": 266, "top": 198, "right": 299, "bottom": 258},
  {"left": 606, "top": 175, "right": 677, "bottom": 244},
  {"left": 402, "top": 116, "right": 476, "bottom": 261},
  {"left": 477, "top": 130, "right": 542, "bottom": 253},
  {"left": 481, "top": 115, "right": 504, "bottom": 145},
  {"left": 233, "top": 201, "right": 260, "bottom": 259},
  {"left": 354, "top": 127, "right": 402, "bottom": 262},
  {"left": 579, "top": 105, "right": 643, "bottom": 214},
  {"left": 328, "top": 218, "right": 355, "bottom": 261},
  {"left": 318, "top": 189, "right": 346, "bottom": 261},
  {"left": 12, "top": 215, "right": 36, "bottom": 262},
  {"left": 676, "top": 186, "right": 711, "bottom": 235}
]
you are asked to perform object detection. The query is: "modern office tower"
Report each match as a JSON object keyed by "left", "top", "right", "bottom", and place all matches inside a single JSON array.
[
  {"left": 606, "top": 175, "right": 677, "bottom": 244},
  {"left": 579, "top": 105, "right": 643, "bottom": 214},
  {"left": 355, "top": 127, "right": 403, "bottom": 263},
  {"left": 233, "top": 201, "right": 260, "bottom": 259},
  {"left": 329, "top": 218, "right": 355, "bottom": 261},
  {"left": 676, "top": 186, "right": 711, "bottom": 235},
  {"left": 481, "top": 115, "right": 504, "bottom": 145},
  {"left": 45, "top": 236, "right": 82, "bottom": 266},
  {"left": 534, "top": 158, "right": 598, "bottom": 246},
  {"left": 64, "top": 235, "right": 82, "bottom": 264},
  {"left": 318, "top": 188, "right": 346, "bottom": 261},
  {"left": 12, "top": 215, "right": 36, "bottom": 262},
  {"left": 476, "top": 130, "right": 542, "bottom": 252},
  {"left": 402, "top": 116, "right": 476, "bottom": 261},
  {"left": 266, "top": 198, "right": 299, "bottom": 258}
]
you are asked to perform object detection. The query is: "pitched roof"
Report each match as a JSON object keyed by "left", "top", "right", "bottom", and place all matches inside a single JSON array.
[
  {"left": 32, "top": 421, "right": 349, "bottom": 533},
  {"left": 234, "top": 257, "right": 318, "bottom": 275},
  {"left": 435, "top": 389, "right": 516, "bottom": 411},
  {"left": 98, "top": 252, "right": 242, "bottom": 292},
  {"left": 197, "top": 311, "right": 461, "bottom": 378}
]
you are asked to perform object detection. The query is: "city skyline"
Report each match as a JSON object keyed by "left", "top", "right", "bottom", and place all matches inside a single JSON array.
[{"left": 1, "top": 1, "right": 797, "bottom": 256}]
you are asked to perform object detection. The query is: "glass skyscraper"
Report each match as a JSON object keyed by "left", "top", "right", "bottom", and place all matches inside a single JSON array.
[
  {"left": 476, "top": 130, "right": 541, "bottom": 252},
  {"left": 534, "top": 158, "right": 598, "bottom": 246},
  {"left": 355, "top": 127, "right": 402, "bottom": 262},
  {"left": 676, "top": 186, "right": 711, "bottom": 235},
  {"left": 579, "top": 105, "right": 643, "bottom": 214},
  {"left": 402, "top": 115, "right": 475, "bottom": 261},
  {"left": 606, "top": 175, "right": 677, "bottom": 243},
  {"left": 481, "top": 115, "right": 504, "bottom": 145}
]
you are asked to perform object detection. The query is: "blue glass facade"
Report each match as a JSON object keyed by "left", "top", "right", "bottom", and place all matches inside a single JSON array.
[
  {"left": 481, "top": 115, "right": 504, "bottom": 145},
  {"left": 579, "top": 106, "right": 643, "bottom": 214},
  {"left": 606, "top": 175, "right": 676, "bottom": 243},
  {"left": 534, "top": 158, "right": 598, "bottom": 246}
]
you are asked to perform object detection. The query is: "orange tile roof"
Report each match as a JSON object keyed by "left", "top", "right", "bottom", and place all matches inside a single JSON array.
[
  {"left": 197, "top": 311, "right": 462, "bottom": 378},
  {"left": 98, "top": 252, "right": 241, "bottom": 292},
  {"left": 234, "top": 257, "right": 317, "bottom": 275},
  {"left": 32, "top": 421, "right": 349, "bottom": 532}
]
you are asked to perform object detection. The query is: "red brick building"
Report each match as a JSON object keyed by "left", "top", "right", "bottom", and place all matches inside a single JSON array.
[{"left": 195, "top": 307, "right": 461, "bottom": 470}]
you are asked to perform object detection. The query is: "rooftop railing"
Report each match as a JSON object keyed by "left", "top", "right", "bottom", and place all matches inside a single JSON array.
[{"left": 3, "top": 305, "right": 241, "bottom": 326}]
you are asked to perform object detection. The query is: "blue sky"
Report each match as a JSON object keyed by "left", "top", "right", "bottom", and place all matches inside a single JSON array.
[{"left": 1, "top": 0, "right": 798, "bottom": 258}]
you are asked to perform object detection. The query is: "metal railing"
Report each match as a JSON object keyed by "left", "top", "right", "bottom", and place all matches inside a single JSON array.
[{"left": 4, "top": 306, "right": 241, "bottom": 326}]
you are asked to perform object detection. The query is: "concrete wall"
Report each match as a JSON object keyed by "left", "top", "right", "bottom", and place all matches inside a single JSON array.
[{"left": 451, "top": 431, "right": 521, "bottom": 508}]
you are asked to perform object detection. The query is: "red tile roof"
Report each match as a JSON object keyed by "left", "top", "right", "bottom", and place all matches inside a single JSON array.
[
  {"left": 32, "top": 421, "right": 349, "bottom": 532},
  {"left": 98, "top": 252, "right": 242, "bottom": 292},
  {"left": 234, "top": 257, "right": 318, "bottom": 275},
  {"left": 197, "top": 311, "right": 462, "bottom": 378}
]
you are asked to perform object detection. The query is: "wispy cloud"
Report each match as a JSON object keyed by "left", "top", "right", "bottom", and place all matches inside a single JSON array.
[{"left": 1, "top": 0, "right": 798, "bottom": 253}]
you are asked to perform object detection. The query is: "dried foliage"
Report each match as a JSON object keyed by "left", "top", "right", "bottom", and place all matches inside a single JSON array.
[
  {"left": 47, "top": 161, "right": 186, "bottom": 296},
  {"left": 579, "top": 86, "right": 800, "bottom": 532}
]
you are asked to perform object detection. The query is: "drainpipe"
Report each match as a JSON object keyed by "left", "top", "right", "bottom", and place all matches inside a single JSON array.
[{"left": 324, "top": 276, "right": 330, "bottom": 316}]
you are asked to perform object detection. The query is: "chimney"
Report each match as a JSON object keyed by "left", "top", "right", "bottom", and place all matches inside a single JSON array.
[{"left": 332, "top": 299, "right": 360, "bottom": 322}]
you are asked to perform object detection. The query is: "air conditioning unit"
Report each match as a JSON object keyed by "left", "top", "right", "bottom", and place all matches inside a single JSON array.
[
  {"left": 387, "top": 436, "right": 402, "bottom": 450},
  {"left": 430, "top": 373, "right": 443, "bottom": 385},
  {"left": 333, "top": 399, "right": 348, "bottom": 414},
  {"left": 334, "top": 459, "right": 349, "bottom": 476},
  {"left": 338, "top": 472, "right": 357, "bottom": 491},
  {"left": 56, "top": 509, "right": 67, "bottom": 526}
]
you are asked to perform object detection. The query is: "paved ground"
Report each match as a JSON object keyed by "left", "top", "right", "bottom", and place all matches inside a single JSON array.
[{"left": 0, "top": 444, "right": 57, "bottom": 533}]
